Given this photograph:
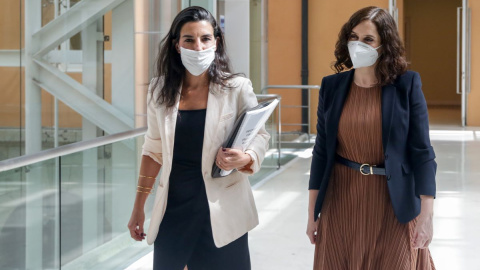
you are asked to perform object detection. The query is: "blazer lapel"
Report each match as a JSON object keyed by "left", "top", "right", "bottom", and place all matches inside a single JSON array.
[
  {"left": 163, "top": 89, "right": 181, "bottom": 159},
  {"left": 381, "top": 83, "right": 396, "bottom": 153},
  {"left": 326, "top": 70, "right": 354, "bottom": 147},
  {"left": 202, "top": 83, "right": 226, "bottom": 168}
]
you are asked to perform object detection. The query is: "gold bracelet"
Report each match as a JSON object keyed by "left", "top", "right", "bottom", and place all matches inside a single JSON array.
[
  {"left": 139, "top": 175, "right": 156, "bottom": 179},
  {"left": 136, "top": 190, "right": 153, "bottom": 194},
  {"left": 137, "top": 185, "right": 153, "bottom": 190}
]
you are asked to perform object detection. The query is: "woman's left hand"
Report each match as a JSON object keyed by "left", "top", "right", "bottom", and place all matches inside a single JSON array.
[
  {"left": 215, "top": 147, "right": 251, "bottom": 171},
  {"left": 412, "top": 195, "right": 434, "bottom": 249}
]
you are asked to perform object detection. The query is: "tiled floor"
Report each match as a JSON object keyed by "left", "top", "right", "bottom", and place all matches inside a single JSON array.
[
  {"left": 126, "top": 127, "right": 480, "bottom": 270},
  {"left": 427, "top": 128, "right": 480, "bottom": 269}
]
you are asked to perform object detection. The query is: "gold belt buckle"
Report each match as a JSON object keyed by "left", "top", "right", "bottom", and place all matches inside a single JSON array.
[{"left": 360, "top": 163, "right": 375, "bottom": 175}]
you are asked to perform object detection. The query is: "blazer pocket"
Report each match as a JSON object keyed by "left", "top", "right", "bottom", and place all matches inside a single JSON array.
[
  {"left": 401, "top": 163, "right": 411, "bottom": 175},
  {"left": 219, "top": 112, "right": 234, "bottom": 122},
  {"left": 225, "top": 180, "right": 241, "bottom": 189}
]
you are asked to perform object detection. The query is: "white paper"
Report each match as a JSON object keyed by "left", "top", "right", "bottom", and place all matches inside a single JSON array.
[{"left": 220, "top": 99, "right": 279, "bottom": 176}]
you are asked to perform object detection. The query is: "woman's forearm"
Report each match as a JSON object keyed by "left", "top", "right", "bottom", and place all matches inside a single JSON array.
[
  {"left": 133, "top": 155, "right": 162, "bottom": 210},
  {"left": 419, "top": 195, "right": 434, "bottom": 217}
]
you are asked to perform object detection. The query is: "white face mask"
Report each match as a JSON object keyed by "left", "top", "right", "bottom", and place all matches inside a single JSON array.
[
  {"left": 180, "top": 46, "right": 216, "bottom": 76},
  {"left": 348, "top": 41, "right": 382, "bottom": 69}
]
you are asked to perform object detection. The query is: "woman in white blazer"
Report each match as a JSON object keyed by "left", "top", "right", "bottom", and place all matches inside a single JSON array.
[{"left": 127, "top": 6, "right": 270, "bottom": 270}]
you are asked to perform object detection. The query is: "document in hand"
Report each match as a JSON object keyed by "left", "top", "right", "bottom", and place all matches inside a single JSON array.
[{"left": 212, "top": 98, "right": 279, "bottom": 178}]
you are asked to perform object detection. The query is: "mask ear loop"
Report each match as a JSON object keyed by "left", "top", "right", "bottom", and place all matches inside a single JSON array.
[{"left": 374, "top": 45, "right": 382, "bottom": 59}]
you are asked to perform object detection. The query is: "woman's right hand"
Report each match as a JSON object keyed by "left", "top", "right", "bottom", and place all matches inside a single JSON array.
[
  {"left": 128, "top": 209, "right": 146, "bottom": 241},
  {"left": 306, "top": 217, "right": 319, "bottom": 244}
]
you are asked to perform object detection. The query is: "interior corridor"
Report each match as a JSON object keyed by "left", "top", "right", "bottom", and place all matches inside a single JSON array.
[{"left": 126, "top": 126, "right": 480, "bottom": 269}]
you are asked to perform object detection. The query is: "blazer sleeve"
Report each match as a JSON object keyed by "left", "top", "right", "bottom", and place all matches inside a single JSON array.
[
  {"left": 407, "top": 72, "right": 436, "bottom": 197},
  {"left": 309, "top": 77, "right": 328, "bottom": 190},
  {"left": 237, "top": 78, "right": 271, "bottom": 175},
  {"left": 141, "top": 78, "right": 163, "bottom": 165}
]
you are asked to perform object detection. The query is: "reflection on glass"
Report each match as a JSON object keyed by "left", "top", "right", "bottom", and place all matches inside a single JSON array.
[
  {"left": 0, "top": 135, "right": 156, "bottom": 269},
  {"left": 0, "top": 158, "right": 59, "bottom": 269}
]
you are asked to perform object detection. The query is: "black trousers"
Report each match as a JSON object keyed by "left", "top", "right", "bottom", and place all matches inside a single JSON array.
[{"left": 153, "top": 212, "right": 251, "bottom": 270}]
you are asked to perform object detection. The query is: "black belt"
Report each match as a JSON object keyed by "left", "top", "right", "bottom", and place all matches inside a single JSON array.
[{"left": 335, "top": 155, "right": 386, "bottom": 176}]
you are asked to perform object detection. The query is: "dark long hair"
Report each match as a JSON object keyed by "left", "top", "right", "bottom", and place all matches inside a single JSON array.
[
  {"left": 152, "top": 6, "right": 239, "bottom": 108},
  {"left": 332, "top": 6, "right": 407, "bottom": 85}
]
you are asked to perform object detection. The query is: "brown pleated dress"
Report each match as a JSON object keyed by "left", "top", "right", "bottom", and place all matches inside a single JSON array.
[{"left": 313, "top": 83, "right": 435, "bottom": 270}]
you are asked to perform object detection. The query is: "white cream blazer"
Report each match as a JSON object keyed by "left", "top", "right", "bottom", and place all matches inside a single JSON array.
[{"left": 142, "top": 76, "right": 270, "bottom": 247}]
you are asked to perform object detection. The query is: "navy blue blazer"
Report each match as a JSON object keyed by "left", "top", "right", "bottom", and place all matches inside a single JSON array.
[{"left": 309, "top": 70, "right": 437, "bottom": 224}]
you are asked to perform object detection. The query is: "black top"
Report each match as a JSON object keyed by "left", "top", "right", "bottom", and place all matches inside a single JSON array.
[
  {"left": 166, "top": 109, "right": 207, "bottom": 213},
  {"left": 172, "top": 109, "right": 206, "bottom": 168}
]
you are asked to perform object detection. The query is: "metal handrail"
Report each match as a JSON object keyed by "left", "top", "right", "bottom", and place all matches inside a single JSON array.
[
  {"left": 261, "top": 84, "right": 320, "bottom": 94},
  {"left": 261, "top": 85, "right": 320, "bottom": 141},
  {"left": 0, "top": 127, "right": 147, "bottom": 173},
  {"left": 256, "top": 94, "right": 280, "bottom": 102},
  {"left": 0, "top": 94, "right": 285, "bottom": 173}
]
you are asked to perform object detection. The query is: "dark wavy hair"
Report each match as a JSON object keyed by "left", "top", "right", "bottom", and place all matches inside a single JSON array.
[
  {"left": 332, "top": 6, "right": 407, "bottom": 85},
  {"left": 151, "top": 6, "right": 239, "bottom": 107}
]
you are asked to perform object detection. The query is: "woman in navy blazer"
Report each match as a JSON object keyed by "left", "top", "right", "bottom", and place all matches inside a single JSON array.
[{"left": 307, "top": 7, "right": 436, "bottom": 269}]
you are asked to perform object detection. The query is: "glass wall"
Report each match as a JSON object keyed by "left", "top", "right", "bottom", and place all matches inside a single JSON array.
[
  {"left": 0, "top": 0, "right": 269, "bottom": 162},
  {"left": 0, "top": 0, "right": 24, "bottom": 160},
  {"left": 0, "top": 0, "right": 183, "bottom": 162},
  {"left": 0, "top": 135, "right": 154, "bottom": 269}
]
